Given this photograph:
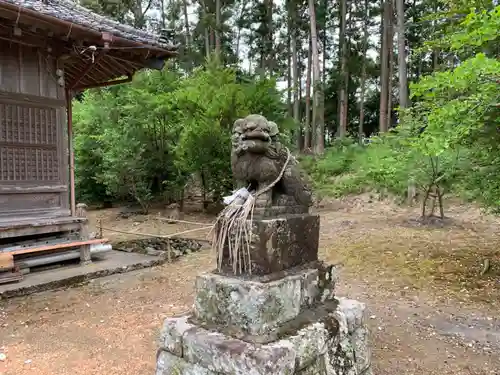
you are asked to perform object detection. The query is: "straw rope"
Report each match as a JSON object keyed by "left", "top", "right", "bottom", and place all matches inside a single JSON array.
[{"left": 211, "top": 147, "right": 292, "bottom": 275}]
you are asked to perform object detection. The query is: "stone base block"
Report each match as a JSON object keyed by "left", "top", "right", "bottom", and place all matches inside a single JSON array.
[
  {"left": 220, "top": 213, "right": 320, "bottom": 275},
  {"left": 156, "top": 298, "right": 373, "bottom": 375},
  {"left": 193, "top": 264, "right": 336, "bottom": 340}
]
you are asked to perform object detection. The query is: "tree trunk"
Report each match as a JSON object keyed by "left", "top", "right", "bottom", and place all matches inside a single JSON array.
[
  {"left": 298, "top": 50, "right": 303, "bottom": 119},
  {"left": 210, "top": 28, "right": 215, "bottom": 56},
  {"left": 343, "top": 0, "right": 354, "bottom": 134},
  {"left": 379, "top": 0, "right": 391, "bottom": 133},
  {"left": 182, "top": 0, "right": 191, "bottom": 50},
  {"left": 199, "top": 0, "right": 211, "bottom": 58},
  {"left": 417, "top": 56, "right": 422, "bottom": 80},
  {"left": 261, "top": 0, "right": 274, "bottom": 75},
  {"left": 268, "top": 0, "right": 274, "bottom": 74},
  {"left": 235, "top": 2, "right": 248, "bottom": 60},
  {"left": 321, "top": 0, "right": 327, "bottom": 84},
  {"left": 287, "top": 32, "right": 293, "bottom": 117},
  {"left": 359, "top": 0, "right": 369, "bottom": 143},
  {"left": 288, "top": 0, "right": 301, "bottom": 148},
  {"left": 215, "top": 0, "right": 221, "bottom": 62},
  {"left": 132, "top": 0, "right": 151, "bottom": 29},
  {"left": 308, "top": 0, "right": 324, "bottom": 154},
  {"left": 304, "top": 36, "right": 312, "bottom": 151},
  {"left": 204, "top": 29, "right": 211, "bottom": 58},
  {"left": 291, "top": 36, "right": 300, "bottom": 128},
  {"left": 338, "top": 0, "right": 348, "bottom": 137},
  {"left": 432, "top": 1, "right": 439, "bottom": 72},
  {"left": 286, "top": 1, "right": 292, "bottom": 116},
  {"left": 396, "top": 0, "right": 409, "bottom": 109},
  {"left": 433, "top": 50, "right": 439, "bottom": 71},
  {"left": 387, "top": 7, "right": 394, "bottom": 130},
  {"left": 160, "top": 0, "right": 166, "bottom": 29}
]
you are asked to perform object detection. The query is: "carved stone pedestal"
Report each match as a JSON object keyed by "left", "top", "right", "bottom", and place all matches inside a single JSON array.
[
  {"left": 220, "top": 214, "right": 321, "bottom": 276},
  {"left": 155, "top": 265, "right": 373, "bottom": 375}
]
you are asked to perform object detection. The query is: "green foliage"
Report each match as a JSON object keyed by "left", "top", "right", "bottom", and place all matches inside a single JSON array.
[
  {"left": 403, "top": 6, "right": 500, "bottom": 211},
  {"left": 423, "top": 4, "right": 500, "bottom": 56},
  {"left": 300, "top": 138, "right": 362, "bottom": 190},
  {"left": 406, "top": 53, "right": 500, "bottom": 156},
  {"left": 73, "top": 92, "right": 110, "bottom": 205},
  {"left": 353, "top": 135, "right": 415, "bottom": 197},
  {"left": 306, "top": 6, "right": 500, "bottom": 212},
  {"left": 72, "top": 2, "right": 500, "bottom": 215},
  {"left": 73, "top": 63, "right": 287, "bottom": 207},
  {"left": 449, "top": 6, "right": 500, "bottom": 51},
  {"left": 301, "top": 134, "right": 419, "bottom": 199},
  {"left": 301, "top": 132, "right": 471, "bottom": 205}
]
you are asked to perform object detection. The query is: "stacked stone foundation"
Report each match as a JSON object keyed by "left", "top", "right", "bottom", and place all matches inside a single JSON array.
[
  {"left": 156, "top": 266, "right": 373, "bottom": 375},
  {"left": 156, "top": 213, "right": 372, "bottom": 375}
]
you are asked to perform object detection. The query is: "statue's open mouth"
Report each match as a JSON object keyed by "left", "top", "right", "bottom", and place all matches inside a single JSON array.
[
  {"left": 236, "top": 131, "right": 271, "bottom": 155},
  {"left": 242, "top": 130, "right": 270, "bottom": 142}
]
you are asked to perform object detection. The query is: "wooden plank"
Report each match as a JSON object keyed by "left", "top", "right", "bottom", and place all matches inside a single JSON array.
[
  {"left": 0, "top": 214, "right": 84, "bottom": 228},
  {"left": 8, "top": 238, "right": 108, "bottom": 256},
  {"left": 0, "top": 221, "right": 80, "bottom": 240},
  {"left": 0, "top": 90, "right": 65, "bottom": 108},
  {"left": 0, "top": 192, "right": 62, "bottom": 212},
  {"left": 0, "top": 253, "right": 14, "bottom": 270},
  {"left": 0, "top": 270, "right": 23, "bottom": 284},
  {"left": 0, "top": 141, "right": 57, "bottom": 150},
  {"left": 0, "top": 184, "right": 68, "bottom": 193},
  {"left": 0, "top": 234, "right": 80, "bottom": 252}
]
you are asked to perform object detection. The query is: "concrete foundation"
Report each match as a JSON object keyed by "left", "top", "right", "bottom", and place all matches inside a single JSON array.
[{"left": 0, "top": 250, "right": 165, "bottom": 299}]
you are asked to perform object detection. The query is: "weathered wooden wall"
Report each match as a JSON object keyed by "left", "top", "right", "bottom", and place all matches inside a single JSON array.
[{"left": 0, "top": 40, "right": 69, "bottom": 219}]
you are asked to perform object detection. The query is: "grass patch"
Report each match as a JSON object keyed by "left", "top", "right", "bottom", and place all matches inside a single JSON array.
[{"left": 322, "top": 223, "right": 500, "bottom": 304}]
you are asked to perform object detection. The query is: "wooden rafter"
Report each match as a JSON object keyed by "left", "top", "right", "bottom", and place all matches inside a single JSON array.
[
  {"left": 72, "top": 76, "right": 133, "bottom": 91},
  {"left": 0, "top": 15, "right": 166, "bottom": 89},
  {"left": 101, "top": 56, "right": 132, "bottom": 78},
  {"left": 101, "top": 55, "right": 133, "bottom": 77}
]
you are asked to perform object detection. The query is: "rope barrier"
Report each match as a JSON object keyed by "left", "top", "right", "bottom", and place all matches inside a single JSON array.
[
  {"left": 98, "top": 223, "right": 213, "bottom": 263},
  {"left": 99, "top": 225, "right": 212, "bottom": 240},
  {"left": 151, "top": 216, "right": 214, "bottom": 226}
]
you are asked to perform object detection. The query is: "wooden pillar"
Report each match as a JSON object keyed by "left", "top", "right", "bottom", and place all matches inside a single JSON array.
[
  {"left": 76, "top": 203, "right": 91, "bottom": 265},
  {"left": 66, "top": 89, "right": 76, "bottom": 216}
]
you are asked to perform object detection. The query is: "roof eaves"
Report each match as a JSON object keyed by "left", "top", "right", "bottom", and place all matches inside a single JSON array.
[{"left": 0, "top": 0, "right": 179, "bottom": 52}]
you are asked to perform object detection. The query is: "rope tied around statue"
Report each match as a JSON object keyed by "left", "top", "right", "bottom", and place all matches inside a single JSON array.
[{"left": 210, "top": 147, "right": 292, "bottom": 275}]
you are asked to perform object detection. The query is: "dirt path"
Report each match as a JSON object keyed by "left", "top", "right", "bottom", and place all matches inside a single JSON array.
[{"left": 1, "top": 198, "right": 500, "bottom": 375}]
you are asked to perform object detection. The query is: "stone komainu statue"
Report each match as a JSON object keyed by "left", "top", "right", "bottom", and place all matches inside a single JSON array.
[{"left": 230, "top": 114, "right": 313, "bottom": 209}]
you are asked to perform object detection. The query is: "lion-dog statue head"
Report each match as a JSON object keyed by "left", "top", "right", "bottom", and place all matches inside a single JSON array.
[{"left": 230, "top": 114, "right": 312, "bottom": 209}]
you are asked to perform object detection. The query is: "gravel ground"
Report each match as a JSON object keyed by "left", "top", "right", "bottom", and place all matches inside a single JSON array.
[{"left": 0, "top": 197, "right": 499, "bottom": 375}]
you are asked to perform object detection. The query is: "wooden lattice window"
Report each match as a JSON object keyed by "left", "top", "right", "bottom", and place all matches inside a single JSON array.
[{"left": 0, "top": 102, "right": 60, "bottom": 182}]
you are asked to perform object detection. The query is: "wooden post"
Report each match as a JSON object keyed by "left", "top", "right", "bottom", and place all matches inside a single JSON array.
[
  {"left": 66, "top": 89, "right": 76, "bottom": 216},
  {"left": 97, "top": 219, "right": 103, "bottom": 239},
  {"left": 76, "top": 203, "right": 92, "bottom": 265},
  {"left": 166, "top": 238, "right": 172, "bottom": 263}
]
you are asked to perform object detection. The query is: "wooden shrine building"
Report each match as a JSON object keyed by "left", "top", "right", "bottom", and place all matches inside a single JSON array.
[{"left": 0, "top": 0, "right": 177, "bottom": 279}]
